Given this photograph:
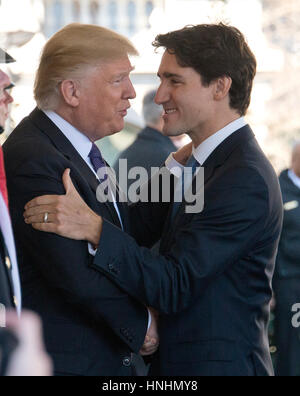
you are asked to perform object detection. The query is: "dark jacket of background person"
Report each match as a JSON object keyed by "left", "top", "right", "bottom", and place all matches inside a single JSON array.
[
  {"left": 275, "top": 170, "right": 300, "bottom": 279},
  {"left": 114, "top": 126, "right": 176, "bottom": 184},
  {"left": 0, "top": 54, "right": 20, "bottom": 316},
  {"left": 3, "top": 108, "right": 170, "bottom": 376},
  {"left": 93, "top": 125, "right": 283, "bottom": 376},
  {"left": 0, "top": 232, "right": 14, "bottom": 312},
  {"left": 273, "top": 169, "right": 300, "bottom": 377}
]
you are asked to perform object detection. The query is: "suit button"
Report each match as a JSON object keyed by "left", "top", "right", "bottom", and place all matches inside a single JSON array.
[
  {"left": 123, "top": 357, "right": 131, "bottom": 367},
  {"left": 5, "top": 256, "right": 11, "bottom": 270},
  {"left": 13, "top": 296, "right": 18, "bottom": 307},
  {"left": 108, "top": 263, "right": 114, "bottom": 271}
]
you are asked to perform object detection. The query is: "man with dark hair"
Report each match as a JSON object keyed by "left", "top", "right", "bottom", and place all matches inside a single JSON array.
[
  {"left": 152, "top": 23, "right": 256, "bottom": 117},
  {"left": 24, "top": 23, "right": 283, "bottom": 376}
]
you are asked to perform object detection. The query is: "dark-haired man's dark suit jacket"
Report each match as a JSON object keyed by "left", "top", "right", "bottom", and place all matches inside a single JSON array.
[
  {"left": 3, "top": 108, "right": 169, "bottom": 376},
  {"left": 92, "top": 125, "right": 284, "bottom": 376}
]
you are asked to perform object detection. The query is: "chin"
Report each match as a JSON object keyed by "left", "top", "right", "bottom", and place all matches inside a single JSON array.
[
  {"left": 164, "top": 126, "right": 185, "bottom": 137},
  {"left": 108, "top": 126, "right": 124, "bottom": 137}
]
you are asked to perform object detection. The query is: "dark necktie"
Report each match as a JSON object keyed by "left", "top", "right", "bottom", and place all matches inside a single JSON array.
[
  {"left": 88, "top": 143, "right": 108, "bottom": 184},
  {"left": 0, "top": 146, "right": 9, "bottom": 208},
  {"left": 88, "top": 143, "right": 124, "bottom": 228},
  {"left": 171, "top": 155, "right": 200, "bottom": 221}
]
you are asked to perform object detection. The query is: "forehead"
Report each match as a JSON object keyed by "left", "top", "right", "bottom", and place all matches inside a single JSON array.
[
  {"left": 157, "top": 51, "right": 199, "bottom": 80},
  {"left": 0, "top": 69, "right": 10, "bottom": 88},
  {"left": 99, "top": 56, "right": 134, "bottom": 76}
]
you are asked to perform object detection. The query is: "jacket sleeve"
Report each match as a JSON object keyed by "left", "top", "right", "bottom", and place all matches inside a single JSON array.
[
  {"left": 127, "top": 166, "right": 174, "bottom": 247},
  {"left": 7, "top": 156, "right": 148, "bottom": 353},
  {"left": 91, "top": 167, "right": 271, "bottom": 315}
]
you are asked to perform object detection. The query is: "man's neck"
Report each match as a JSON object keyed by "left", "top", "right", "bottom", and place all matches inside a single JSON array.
[{"left": 189, "top": 112, "right": 241, "bottom": 148}]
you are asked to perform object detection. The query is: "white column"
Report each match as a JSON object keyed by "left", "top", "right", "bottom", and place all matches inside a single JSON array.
[
  {"left": 118, "top": 0, "right": 127, "bottom": 35},
  {"left": 80, "top": 0, "right": 90, "bottom": 23},
  {"left": 98, "top": 0, "right": 107, "bottom": 27},
  {"left": 64, "top": 0, "right": 73, "bottom": 24}
]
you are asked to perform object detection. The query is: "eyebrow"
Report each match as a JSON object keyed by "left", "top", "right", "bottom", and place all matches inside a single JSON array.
[
  {"left": 115, "top": 66, "right": 136, "bottom": 78},
  {"left": 157, "top": 72, "right": 183, "bottom": 79}
]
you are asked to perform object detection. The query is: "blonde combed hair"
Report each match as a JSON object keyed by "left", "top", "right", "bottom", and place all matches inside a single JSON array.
[{"left": 34, "top": 23, "right": 138, "bottom": 110}]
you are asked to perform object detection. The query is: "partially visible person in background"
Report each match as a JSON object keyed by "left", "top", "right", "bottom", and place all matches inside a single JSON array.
[
  {"left": 273, "top": 141, "right": 300, "bottom": 377},
  {"left": 114, "top": 89, "right": 177, "bottom": 191},
  {"left": 0, "top": 48, "right": 21, "bottom": 319},
  {"left": 1, "top": 311, "right": 52, "bottom": 376},
  {"left": 0, "top": 48, "right": 51, "bottom": 377}
]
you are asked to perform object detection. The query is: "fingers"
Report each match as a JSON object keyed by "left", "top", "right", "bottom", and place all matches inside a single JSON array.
[
  {"left": 25, "top": 212, "right": 56, "bottom": 225},
  {"left": 25, "top": 195, "right": 60, "bottom": 210},
  {"left": 6, "top": 311, "right": 53, "bottom": 377},
  {"left": 24, "top": 205, "right": 57, "bottom": 219},
  {"left": 4, "top": 311, "right": 20, "bottom": 329},
  {"left": 6, "top": 311, "right": 44, "bottom": 349},
  {"left": 140, "top": 336, "right": 159, "bottom": 356}
]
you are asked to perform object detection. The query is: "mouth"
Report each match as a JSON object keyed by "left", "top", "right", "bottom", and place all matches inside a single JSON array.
[
  {"left": 163, "top": 108, "right": 178, "bottom": 119},
  {"left": 119, "top": 107, "right": 130, "bottom": 117}
]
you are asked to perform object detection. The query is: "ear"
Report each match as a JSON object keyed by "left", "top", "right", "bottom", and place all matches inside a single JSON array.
[
  {"left": 213, "top": 76, "right": 232, "bottom": 101},
  {"left": 60, "top": 80, "right": 80, "bottom": 107}
]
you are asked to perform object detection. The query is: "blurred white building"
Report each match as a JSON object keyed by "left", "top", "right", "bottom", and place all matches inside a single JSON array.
[
  {"left": 42, "top": 0, "right": 164, "bottom": 38},
  {"left": 0, "top": 0, "right": 291, "bottom": 166}
]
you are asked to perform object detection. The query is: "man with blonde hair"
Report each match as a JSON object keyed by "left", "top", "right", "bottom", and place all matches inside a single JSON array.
[{"left": 3, "top": 24, "right": 161, "bottom": 376}]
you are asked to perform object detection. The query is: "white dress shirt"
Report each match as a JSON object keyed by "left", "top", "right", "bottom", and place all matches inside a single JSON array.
[
  {"left": 0, "top": 192, "right": 22, "bottom": 315},
  {"left": 288, "top": 169, "right": 300, "bottom": 189},
  {"left": 166, "top": 117, "right": 247, "bottom": 175}
]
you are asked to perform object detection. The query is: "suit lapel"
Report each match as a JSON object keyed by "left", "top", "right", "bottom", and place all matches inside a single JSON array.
[
  {"left": 160, "top": 125, "right": 255, "bottom": 252},
  {"left": 29, "top": 108, "right": 123, "bottom": 229}
]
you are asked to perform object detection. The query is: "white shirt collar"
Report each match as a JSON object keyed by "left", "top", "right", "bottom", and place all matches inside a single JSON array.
[
  {"left": 192, "top": 117, "right": 247, "bottom": 165},
  {"left": 44, "top": 110, "right": 93, "bottom": 163},
  {"left": 288, "top": 169, "right": 300, "bottom": 189}
]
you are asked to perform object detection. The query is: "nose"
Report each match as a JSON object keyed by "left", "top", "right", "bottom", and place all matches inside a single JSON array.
[
  {"left": 124, "top": 78, "right": 136, "bottom": 100},
  {"left": 155, "top": 83, "right": 169, "bottom": 105},
  {"left": 6, "top": 92, "right": 14, "bottom": 104}
]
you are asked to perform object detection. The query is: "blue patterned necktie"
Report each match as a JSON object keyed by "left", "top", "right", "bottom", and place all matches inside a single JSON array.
[
  {"left": 171, "top": 155, "right": 200, "bottom": 221},
  {"left": 88, "top": 143, "right": 108, "bottom": 184}
]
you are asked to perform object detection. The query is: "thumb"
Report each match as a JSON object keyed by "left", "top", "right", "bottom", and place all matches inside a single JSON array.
[{"left": 62, "top": 169, "right": 75, "bottom": 195}]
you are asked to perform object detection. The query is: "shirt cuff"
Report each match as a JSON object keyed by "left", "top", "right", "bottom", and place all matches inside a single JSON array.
[
  {"left": 88, "top": 243, "right": 97, "bottom": 256},
  {"left": 165, "top": 153, "right": 184, "bottom": 178},
  {"left": 147, "top": 309, "right": 152, "bottom": 330}
]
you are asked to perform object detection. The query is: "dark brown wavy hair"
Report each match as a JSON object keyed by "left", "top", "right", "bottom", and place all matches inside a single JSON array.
[{"left": 153, "top": 23, "right": 257, "bottom": 116}]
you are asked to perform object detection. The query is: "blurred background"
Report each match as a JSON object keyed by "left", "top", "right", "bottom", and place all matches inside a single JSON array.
[
  {"left": 0, "top": 0, "right": 299, "bottom": 169},
  {"left": 1, "top": 0, "right": 300, "bottom": 372}
]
